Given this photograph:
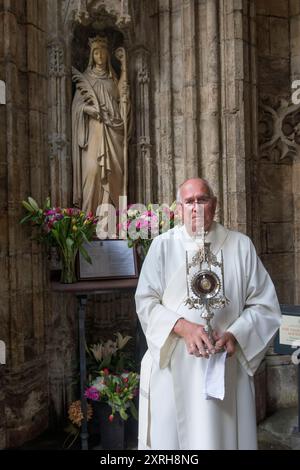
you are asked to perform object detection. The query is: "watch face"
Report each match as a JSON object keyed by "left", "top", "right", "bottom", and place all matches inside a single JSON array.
[{"left": 191, "top": 270, "right": 220, "bottom": 299}]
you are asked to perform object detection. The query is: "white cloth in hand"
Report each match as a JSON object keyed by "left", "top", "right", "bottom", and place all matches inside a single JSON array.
[{"left": 203, "top": 351, "right": 227, "bottom": 400}]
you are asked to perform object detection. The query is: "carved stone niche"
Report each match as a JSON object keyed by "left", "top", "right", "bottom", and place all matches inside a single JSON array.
[
  {"left": 258, "top": 95, "right": 300, "bottom": 163},
  {"left": 66, "top": 0, "right": 134, "bottom": 117},
  {"left": 64, "top": 0, "right": 133, "bottom": 43},
  {"left": 71, "top": 25, "right": 125, "bottom": 76}
]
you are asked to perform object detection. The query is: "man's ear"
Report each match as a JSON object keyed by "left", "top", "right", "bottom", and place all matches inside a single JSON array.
[
  {"left": 175, "top": 202, "right": 183, "bottom": 223},
  {"left": 212, "top": 197, "right": 217, "bottom": 214}
]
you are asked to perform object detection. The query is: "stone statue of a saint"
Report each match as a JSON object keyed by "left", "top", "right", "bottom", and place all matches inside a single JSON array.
[{"left": 72, "top": 36, "right": 131, "bottom": 214}]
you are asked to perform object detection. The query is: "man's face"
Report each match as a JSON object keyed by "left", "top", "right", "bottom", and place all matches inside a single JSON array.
[{"left": 178, "top": 180, "right": 217, "bottom": 233}]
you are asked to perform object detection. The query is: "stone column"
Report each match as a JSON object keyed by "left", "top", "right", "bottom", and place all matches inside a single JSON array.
[
  {"left": 198, "top": 0, "right": 222, "bottom": 219},
  {"left": 157, "top": 0, "right": 175, "bottom": 203},
  {"left": 47, "top": 0, "right": 72, "bottom": 207},
  {"left": 181, "top": 0, "right": 199, "bottom": 179},
  {"left": 131, "top": 46, "right": 153, "bottom": 203},
  {"left": 219, "top": 0, "right": 255, "bottom": 234},
  {"left": 46, "top": 0, "right": 79, "bottom": 427},
  {"left": 0, "top": 0, "right": 49, "bottom": 447}
]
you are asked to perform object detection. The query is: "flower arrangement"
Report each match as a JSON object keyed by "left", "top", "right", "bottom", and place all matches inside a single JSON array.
[
  {"left": 85, "top": 333, "right": 139, "bottom": 422},
  {"left": 85, "top": 369, "right": 139, "bottom": 422},
  {"left": 20, "top": 197, "right": 97, "bottom": 283},
  {"left": 86, "top": 332, "right": 135, "bottom": 375},
  {"left": 117, "top": 202, "right": 178, "bottom": 259}
]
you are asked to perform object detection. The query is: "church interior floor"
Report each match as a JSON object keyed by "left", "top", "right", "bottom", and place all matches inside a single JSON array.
[{"left": 10, "top": 408, "right": 300, "bottom": 451}]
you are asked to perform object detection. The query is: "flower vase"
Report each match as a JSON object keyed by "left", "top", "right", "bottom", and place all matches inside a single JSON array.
[
  {"left": 136, "top": 241, "right": 152, "bottom": 271},
  {"left": 92, "top": 402, "right": 125, "bottom": 450},
  {"left": 60, "top": 250, "right": 78, "bottom": 284}
]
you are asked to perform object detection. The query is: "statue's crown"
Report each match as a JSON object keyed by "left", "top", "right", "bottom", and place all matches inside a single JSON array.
[{"left": 88, "top": 35, "right": 108, "bottom": 49}]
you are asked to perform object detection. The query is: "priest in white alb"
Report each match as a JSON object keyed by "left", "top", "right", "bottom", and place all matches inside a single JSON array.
[{"left": 135, "top": 177, "right": 281, "bottom": 450}]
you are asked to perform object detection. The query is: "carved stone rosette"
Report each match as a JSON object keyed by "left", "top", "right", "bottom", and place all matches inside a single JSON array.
[{"left": 259, "top": 97, "right": 300, "bottom": 163}]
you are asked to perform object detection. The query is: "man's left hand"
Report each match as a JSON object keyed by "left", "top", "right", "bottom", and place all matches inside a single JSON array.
[{"left": 214, "top": 332, "right": 237, "bottom": 357}]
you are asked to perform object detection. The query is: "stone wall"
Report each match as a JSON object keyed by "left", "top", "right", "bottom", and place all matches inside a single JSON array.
[
  {"left": 256, "top": 0, "right": 300, "bottom": 416},
  {"left": 1, "top": 0, "right": 300, "bottom": 447},
  {"left": 0, "top": 0, "right": 49, "bottom": 447},
  {"left": 48, "top": 0, "right": 299, "bottom": 427}
]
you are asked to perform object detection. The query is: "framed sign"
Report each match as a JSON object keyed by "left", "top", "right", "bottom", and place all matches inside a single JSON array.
[
  {"left": 274, "top": 304, "right": 300, "bottom": 355},
  {"left": 77, "top": 239, "right": 138, "bottom": 281}
]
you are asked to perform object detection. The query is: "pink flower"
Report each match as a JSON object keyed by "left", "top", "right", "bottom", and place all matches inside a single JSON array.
[
  {"left": 109, "top": 414, "right": 114, "bottom": 422},
  {"left": 84, "top": 386, "right": 100, "bottom": 401},
  {"left": 140, "top": 219, "right": 150, "bottom": 229}
]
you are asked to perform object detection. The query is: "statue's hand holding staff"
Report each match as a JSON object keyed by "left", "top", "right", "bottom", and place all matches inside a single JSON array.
[
  {"left": 84, "top": 104, "right": 101, "bottom": 121},
  {"left": 119, "top": 81, "right": 129, "bottom": 101}
]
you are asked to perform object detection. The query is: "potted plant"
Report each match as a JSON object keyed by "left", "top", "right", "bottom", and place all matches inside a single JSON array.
[
  {"left": 84, "top": 333, "right": 139, "bottom": 449},
  {"left": 20, "top": 197, "right": 98, "bottom": 283}
]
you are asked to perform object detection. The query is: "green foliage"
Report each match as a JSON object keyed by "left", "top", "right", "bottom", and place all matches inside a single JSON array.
[
  {"left": 85, "top": 333, "right": 139, "bottom": 422},
  {"left": 20, "top": 197, "right": 98, "bottom": 266},
  {"left": 86, "top": 333, "right": 136, "bottom": 379}
]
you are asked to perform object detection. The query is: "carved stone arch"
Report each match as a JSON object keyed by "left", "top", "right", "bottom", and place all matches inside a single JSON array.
[{"left": 63, "top": 0, "right": 134, "bottom": 46}]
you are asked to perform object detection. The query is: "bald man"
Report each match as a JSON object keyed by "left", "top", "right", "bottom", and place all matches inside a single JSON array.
[{"left": 135, "top": 178, "right": 281, "bottom": 450}]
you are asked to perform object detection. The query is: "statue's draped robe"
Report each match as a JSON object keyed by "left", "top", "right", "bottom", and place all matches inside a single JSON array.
[
  {"left": 72, "top": 68, "right": 124, "bottom": 213},
  {"left": 135, "top": 222, "right": 281, "bottom": 450}
]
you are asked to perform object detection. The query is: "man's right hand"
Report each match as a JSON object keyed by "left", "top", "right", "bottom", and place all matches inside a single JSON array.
[
  {"left": 173, "top": 318, "right": 215, "bottom": 358},
  {"left": 84, "top": 105, "right": 100, "bottom": 120}
]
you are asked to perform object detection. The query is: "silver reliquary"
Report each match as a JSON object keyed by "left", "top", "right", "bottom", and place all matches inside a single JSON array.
[{"left": 185, "top": 240, "right": 229, "bottom": 344}]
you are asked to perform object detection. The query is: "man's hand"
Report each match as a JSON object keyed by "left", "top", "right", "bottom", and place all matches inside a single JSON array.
[
  {"left": 173, "top": 318, "right": 215, "bottom": 359},
  {"left": 214, "top": 332, "right": 237, "bottom": 357}
]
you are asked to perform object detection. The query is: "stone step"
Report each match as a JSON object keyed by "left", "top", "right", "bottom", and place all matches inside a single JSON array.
[{"left": 258, "top": 407, "right": 300, "bottom": 450}]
